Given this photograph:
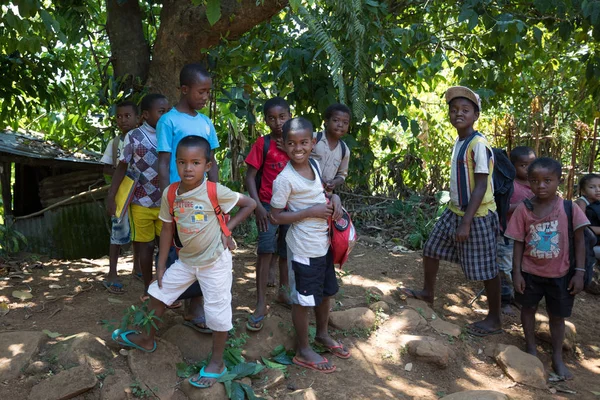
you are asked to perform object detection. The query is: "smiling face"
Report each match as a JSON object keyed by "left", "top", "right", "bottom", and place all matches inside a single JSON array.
[
  {"left": 284, "top": 128, "right": 314, "bottom": 166},
  {"left": 325, "top": 110, "right": 350, "bottom": 139},
  {"left": 528, "top": 167, "right": 560, "bottom": 201},
  {"left": 176, "top": 145, "right": 212, "bottom": 190},
  {"left": 448, "top": 97, "right": 479, "bottom": 136},
  {"left": 182, "top": 74, "right": 212, "bottom": 111}
]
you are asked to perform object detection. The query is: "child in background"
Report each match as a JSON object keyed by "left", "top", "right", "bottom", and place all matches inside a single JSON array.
[
  {"left": 107, "top": 94, "right": 170, "bottom": 301},
  {"left": 497, "top": 146, "right": 536, "bottom": 315},
  {"left": 575, "top": 173, "right": 600, "bottom": 259},
  {"left": 506, "top": 157, "right": 588, "bottom": 379},
  {"left": 101, "top": 101, "right": 139, "bottom": 294},
  {"left": 112, "top": 136, "right": 256, "bottom": 389},
  {"left": 270, "top": 118, "right": 350, "bottom": 374},
  {"left": 244, "top": 97, "right": 292, "bottom": 331},
  {"left": 399, "top": 86, "right": 502, "bottom": 337},
  {"left": 311, "top": 104, "right": 351, "bottom": 192}
]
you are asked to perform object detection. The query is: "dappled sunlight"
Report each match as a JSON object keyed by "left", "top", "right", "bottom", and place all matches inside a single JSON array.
[{"left": 7, "top": 343, "right": 24, "bottom": 357}]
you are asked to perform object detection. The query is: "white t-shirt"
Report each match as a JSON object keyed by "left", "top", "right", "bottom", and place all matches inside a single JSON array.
[
  {"left": 271, "top": 162, "right": 329, "bottom": 258},
  {"left": 449, "top": 138, "right": 490, "bottom": 208},
  {"left": 101, "top": 136, "right": 125, "bottom": 167}
]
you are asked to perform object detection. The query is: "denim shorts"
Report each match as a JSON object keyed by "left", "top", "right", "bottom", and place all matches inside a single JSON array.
[
  {"left": 110, "top": 214, "right": 131, "bottom": 245},
  {"left": 257, "top": 202, "right": 289, "bottom": 257}
]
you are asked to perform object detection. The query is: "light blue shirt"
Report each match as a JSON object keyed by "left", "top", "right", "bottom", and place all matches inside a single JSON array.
[{"left": 156, "top": 108, "right": 220, "bottom": 183}]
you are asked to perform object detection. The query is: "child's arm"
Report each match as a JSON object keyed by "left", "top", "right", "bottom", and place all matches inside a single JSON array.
[
  {"left": 456, "top": 173, "right": 487, "bottom": 242},
  {"left": 512, "top": 240, "right": 526, "bottom": 294},
  {"left": 208, "top": 152, "right": 219, "bottom": 183},
  {"left": 569, "top": 227, "right": 586, "bottom": 295},
  {"left": 106, "top": 162, "right": 128, "bottom": 216},
  {"left": 244, "top": 166, "right": 269, "bottom": 232},
  {"left": 270, "top": 203, "right": 333, "bottom": 225},
  {"left": 156, "top": 220, "right": 174, "bottom": 288},
  {"left": 226, "top": 194, "right": 257, "bottom": 232},
  {"left": 326, "top": 148, "right": 350, "bottom": 191},
  {"left": 158, "top": 152, "right": 171, "bottom": 192}
]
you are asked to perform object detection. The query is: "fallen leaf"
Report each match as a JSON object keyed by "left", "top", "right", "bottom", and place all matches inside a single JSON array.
[
  {"left": 12, "top": 290, "right": 32, "bottom": 300},
  {"left": 48, "top": 284, "right": 62, "bottom": 289},
  {"left": 107, "top": 297, "right": 123, "bottom": 304},
  {"left": 0, "top": 302, "right": 9, "bottom": 316},
  {"left": 42, "top": 329, "right": 61, "bottom": 338},
  {"left": 590, "top": 391, "right": 600, "bottom": 396}
]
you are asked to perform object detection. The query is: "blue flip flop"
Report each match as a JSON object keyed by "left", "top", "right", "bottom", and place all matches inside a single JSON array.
[
  {"left": 189, "top": 366, "right": 228, "bottom": 388},
  {"left": 111, "top": 329, "right": 156, "bottom": 353},
  {"left": 103, "top": 281, "right": 126, "bottom": 295},
  {"left": 246, "top": 314, "right": 265, "bottom": 332},
  {"left": 183, "top": 316, "right": 213, "bottom": 334}
]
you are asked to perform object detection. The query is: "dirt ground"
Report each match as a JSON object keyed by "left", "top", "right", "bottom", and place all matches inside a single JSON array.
[{"left": 1, "top": 242, "right": 600, "bottom": 399}]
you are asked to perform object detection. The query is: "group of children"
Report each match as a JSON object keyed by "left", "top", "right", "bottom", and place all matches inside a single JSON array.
[
  {"left": 401, "top": 86, "right": 599, "bottom": 381},
  {"left": 104, "top": 63, "right": 354, "bottom": 387}
]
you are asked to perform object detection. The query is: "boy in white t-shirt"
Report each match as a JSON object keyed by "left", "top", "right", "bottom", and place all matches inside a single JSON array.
[{"left": 270, "top": 117, "right": 351, "bottom": 374}]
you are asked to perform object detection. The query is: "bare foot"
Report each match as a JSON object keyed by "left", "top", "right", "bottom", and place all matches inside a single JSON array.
[
  {"left": 267, "top": 267, "right": 276, "bottom": 287},
  {"left": 190, "top": 361, "right": 226, "bottom": 387},
  {"left": 294, "top": 347, "right": 336, "bottom": 372},
  {"left": 397, "top": 287, "right": 434, "bottom": 304},
  {"left": 501, "top": 303, "right": 517, "bottom": 316},
  {"left": 552, "top": 358, "right": 573, "bottom": 380}
]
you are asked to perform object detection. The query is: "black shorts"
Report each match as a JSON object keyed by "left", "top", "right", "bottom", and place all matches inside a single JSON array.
[
  {"left": 515, "top": 272, "right": 574, "bottom": 318},
  {"left": 288, "top": 248, "right": 338, "bottom": 307}
]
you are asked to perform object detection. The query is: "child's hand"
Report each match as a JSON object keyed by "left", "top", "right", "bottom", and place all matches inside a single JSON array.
[
  {"left": 157, "top": 265, "right": 166, "bottom": 289},
  {"left": 255, "top": 204, "right": 269, "bottom": 232},
  {"left": 310, "top": 203, "right": 333, "bottom": 219},
  {"left": 221, "top": 232, "right": 237, "bottom": 251},
  {"left": 106, "top": 197, "right": 117, "bottom": 217},
  {"left": 325, "top": 181, "right": 336, "bottom": 191},
  {"left": 513, "top": 272, "right": 526, "bottom": 294},
  {"left": 455, "top": 222, "right": 471, "bottom": 242},
  {"left": 275, "top": 138, "right": 285, "bottom": 152},
  {"left": 568, "top": 272, "right": 585, "bottom": 295},
  {"left": 330, "top": 195, "right": 343, "bottom": 221}
]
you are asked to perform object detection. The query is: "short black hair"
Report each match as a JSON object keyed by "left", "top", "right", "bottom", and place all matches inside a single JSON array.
[
  {"left": 324, "top": 103, "right": 351, "bottom": 120},
  {"left": 510, "top": 146, "right": 535, "bottom": 164},
  {"left": 263, "top": 97, "right": 291, "bottom": 117},
  {"left": 180, "top": 63, "right": 211, "bottom": 87},
  {"left": 448, "top": 97, "right": 479, "bottom": 113},
  {"left": 116, "top": 100, "right": 139, "bottom": 115},
  {"left": 578, "top": 173, "right": 600, "bottom": 196},
  {"left": 528, "top": 157, "right": 562, "bottom": 178},
  {"left": 282, "top": 117, "right": 314, "bottom": 141},
  {"left": 140, "top": 93, "right": 167, "bottom": 112},
  {"left": 176, "top": 135, "right": 211, "bottom": 160}
]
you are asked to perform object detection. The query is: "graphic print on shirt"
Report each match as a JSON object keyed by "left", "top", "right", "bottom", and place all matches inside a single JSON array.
[
  {"left": 528, "top": 220, "right": 560, "bottom": 258},
  {"left": 174, "top": 199, "right": 208, "bottom": 234}
]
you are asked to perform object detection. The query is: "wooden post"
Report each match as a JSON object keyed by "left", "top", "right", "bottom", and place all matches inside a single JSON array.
[
  {"left": 589, "top": 117, "right": 599, "bottom": 173},
  {"left": 0, "top": 162, "right": 12, "bottom": 217},
  {"left": 567, "top": 125, "right": 583, "bottom": 200}
]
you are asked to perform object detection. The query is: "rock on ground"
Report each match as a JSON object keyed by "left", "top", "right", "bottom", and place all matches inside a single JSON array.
[
  {"left": 24, "top": 360, "right": 50, "bottom": 375},
  {"left": 252, "top": 367, "right": 285, "bottom": 391},
  {"left": 329, "top": 307, "right": 376, "bottom": 331},
  {"left": 128, "top": 338, "right": 182, "bottom": 399},
  {"left": 27, "top": 364, "right": 97, "bottom": 400},
  {"left": 0, "top": 331, "right": 46, "bottom": 381},
  {"left": 243, "top": 315, "right": 295, "bottom": 361},
  {"left": 368, "top": 301, "right": 391, "bottom": 314},
  {"left": 179, "top": 379, "right": 227, "bottom": 400},
  {"left": 162, "top": 324, "right": 212, "bottom": 362},
  {"left": 536, "top": 320, "right": 577, "bottom": 350},
  {"left": 494, "top": 344, "right": 546, "bottom": 389},
  {"left": 407, "top": 339, "right": 452, "bottom": 368},
  {"left": 284, "top": 388, "right": 318, "bottom": 400},
  {"left": 405, "top": 298, "right": 437, "bottom": 320},
  {"left": 100, "top": 369, "right": 131, "bottom": 400},
  {"left": 386, "top": 309, "right": 427, "bottom": 332},
  {"left": 440, "top": 390, "right": 508, "bottom": 400},
  {"left": 47, "top": 332, "right": 114, "bottom": 371},
  {"left": 430, "top": 318, "right": 462, "bottom": 337}
]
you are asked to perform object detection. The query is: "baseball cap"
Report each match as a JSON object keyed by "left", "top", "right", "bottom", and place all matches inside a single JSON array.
[{"left": 445, "top": 86, "right": 481, "bottom": 112}]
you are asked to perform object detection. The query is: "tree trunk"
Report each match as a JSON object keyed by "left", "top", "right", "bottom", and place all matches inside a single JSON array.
[
  {"left": 106, "top": 0, "right": 151, "bottom": 93},
  {"left": 147, "top": 0, "right": 288, "bottom": 103}
]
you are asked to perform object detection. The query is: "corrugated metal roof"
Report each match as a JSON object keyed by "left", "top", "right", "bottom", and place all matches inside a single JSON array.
[{"left": 0, "top": 129, "right": 102, "bottom": 164}]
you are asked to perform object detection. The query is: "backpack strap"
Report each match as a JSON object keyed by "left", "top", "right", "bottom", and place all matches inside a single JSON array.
[
  {"left": 167, "top": 183, "right": 183, "bottom": 248},
  {"left": 316, "top": 131, "right": 323, "bottom": 143},
  {"left": 255, "top": 135, "right": 271, "bottom": 192},
  {"left": 309, "top": 158, "right": 325, "bottom": 186},
  {"left": 564, "top": 199, "right": 576, "bottom": 275},
  {"left": 111, "top": 136, "right": 120, "bottom": 168},
  {"left": 207, "top": 181, "right": 232, "bottom": 238}
]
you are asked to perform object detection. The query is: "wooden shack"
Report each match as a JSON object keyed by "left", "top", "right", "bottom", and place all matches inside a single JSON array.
[{"left": 0, "top": 130, "right": 110, "bottom": 259}]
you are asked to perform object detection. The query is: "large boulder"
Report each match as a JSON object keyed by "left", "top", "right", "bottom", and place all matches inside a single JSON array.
[
  {"left": 494, "top": 345, "right": 546, "bottom": 389},
  {"left": 243, "top": 315, "right": 295, "bottom": 361},
  {"left": 47, "top": 332, "right": 114, "bottom": 371},
  {"left": 128, "top": 338, "right": 182, "bottom": 399},
  {"left": 179, "top": 379, "right": 227, "bottom": 400},
  {"left": 405, "top": 298, "right": 436, "bottom": 320},
  {"left": 100, "top": 369, "right": 131, "bottom": 400},
  {"left": 407, "top": 339, "right": 452, "bottom": 368},
  {"left": 440, "top": 390, "right": 508, "bottom": 400},
  {"left": 28, "top": 364, "right": 97, "bottom": 400},
  {"left": 329, "top": 307, "right": 376, "bottom": 331},
  {"left": 536, "top": 320, "right": 576, "bottom": 350},
  {"left": 368, "top": 301, "right": 391, "bottom": 314},
  {"left": 0, "top": 331, "right": 46, "bottom": 381},
  {"left": 162, "top": 324, "right": 212, "bottom": 362}
]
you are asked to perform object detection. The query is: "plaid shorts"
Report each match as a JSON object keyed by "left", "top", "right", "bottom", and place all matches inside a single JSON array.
[{"left": 423, "top": 208, "right": 499, "bottom": 281}]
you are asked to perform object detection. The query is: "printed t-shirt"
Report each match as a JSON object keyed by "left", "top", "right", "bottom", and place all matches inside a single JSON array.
[
  {"left": 311, "top": 131, "right": 350, "bottom": 183},
  {"left": 245, "top": 135, "right": 289, "bottom": 203},
  {"left": 507, "top": 180, "right": 534, "bottom": 222},
  {"left": 271, "top": 162, "right": 329, "bottom": 258},
  {"left": 505, "top": 198, "right": 590, "bottom": 278},
  {"left": 156, "top": 108, "right": 220, "bottom": 184},
  {"left": 120, "top": 122, "right": 161, "bottom": 208},
  {"left": 158, "top": 180, "right": 239, "bottom": 266},
  {"left": 101, "top": 136, "right": 125, "bottom": 167}
]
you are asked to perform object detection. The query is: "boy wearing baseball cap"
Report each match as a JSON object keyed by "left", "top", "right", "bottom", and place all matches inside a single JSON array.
[{"left": 399, "top": 86, "right": 502, "bottom": 337}]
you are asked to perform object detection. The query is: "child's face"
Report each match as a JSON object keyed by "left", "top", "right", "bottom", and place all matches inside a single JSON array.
[
  {"left": 116, "top": 105, "right": 138, "bottom": 134},
  {"left": 325, "top": 111, "right": 350, "bottom": 139},
  {"left": 514, "top": 153, "right": 536, "bottom": 181},
  {"left": 182, "top": 75, "right": 212, "bottom": 111},
  {"left": 528, "top": 167, "right": 560, "bottom": 200},
  {"left": 144, "top": 98, "right": 170, "bottom": 129},
  {"left": 582, "top": 177, "right": 600, "bottom": 202},
  {"left": 284, "top": 128, "right": 314, "bottom": 165},
  {"left": 176, "top": 146, "right": 212, "bottom": 189},
  {"left": 448, "top": 98, "right": 479, "bottom": 132},
  {"left": 265, "top": 106, "right": 291, "bottom": 136}
]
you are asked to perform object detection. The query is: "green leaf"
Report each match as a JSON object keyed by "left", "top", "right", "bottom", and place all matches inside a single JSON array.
[
  {"left": 206, "top": 0, "right": 222, "bottom": 26},
  {"left": 532, "top": 26, "right": 542, "bottom": 45},
  {"left": 216, "top": 372, "right": 238, "bottom": 382},
  {"left": 231, "top": 362, "right": 264, "bottom": 379},
  {"left": 261, "top": 356, "right": 288, "bottom": 372},
  {"left": 270, "top": 345, "right": 286, "bottom": 356},
  {"left": 230, "top": 381, "right": 245, "bottom": 400},
  {"left": 273, "top": 352, "right": 294, "bottom": 365},
  {"left": 240, "top": 382, "right": 259, "bottom": 400},
  {"left": 42, "top": 329, "right": 61, "bottom": 338},
  {"left": 289, "top": 0, "right": 302, "bottom": 12}
]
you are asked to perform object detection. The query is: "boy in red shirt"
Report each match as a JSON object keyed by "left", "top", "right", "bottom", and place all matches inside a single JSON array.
[
  {"left": 244, "top": 97, "right": 292, "bottom": 331},
  {"left": 506, "top": 157, "right": 588, "bottom": 380}
]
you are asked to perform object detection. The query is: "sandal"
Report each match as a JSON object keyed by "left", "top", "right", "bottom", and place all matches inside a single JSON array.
[
  {"left": 188, "top": 366, "right": 228, "bottom": 388},
  {"left": 111, "top": 329, "right": 156, "bottom": 353},
  {"left": 292, "top": 356, "right": 336, "bottom": 373},
  {"left": 246, "top": 314, "right": 265, "bottom": 332},
  {"left": 103, "top": 281, "right": 126, "bottom": 295},
  {"left": 183, "top": 316, "right": 212, "bottom": 334},
  {"left": 466, "top": 323, "right": 503, "bottom": 337},
  {"left": 315, "top": 338, "right": 351, "bottom": 359}
]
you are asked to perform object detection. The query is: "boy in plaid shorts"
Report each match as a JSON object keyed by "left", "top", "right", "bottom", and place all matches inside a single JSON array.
[{"left": 399, "top": 86, "right": 502, "bottom": 337}]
